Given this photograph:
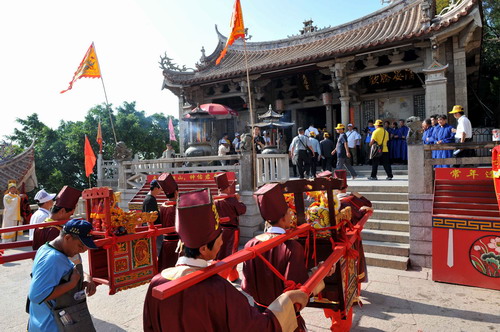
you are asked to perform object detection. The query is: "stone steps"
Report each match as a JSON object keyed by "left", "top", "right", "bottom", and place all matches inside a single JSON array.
[
  {"left": 365, "top": 219, "right": 409, "bottom": 232},
  {"left": 362, "top": 240, "right": 410, "bottom": 257},
  {"left": 348, "top": 172, "right": 410, "bottom": 270},
  {"left": 364, "top": 252, "right": 409, "bottom": 270},
  {"left": 359, "top": 192, "right": 409, "bottom": 202},
  {"left": 371, "top": 200, "right": 408, "bottom": 211},
  {"left": 372, "top": 209, "right": 409, "bottom": 221},
  {"left": 361, "top": 229, "right": 409, "bottom": 244}
]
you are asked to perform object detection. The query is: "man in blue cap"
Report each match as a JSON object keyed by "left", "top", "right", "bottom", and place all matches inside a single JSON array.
[{"left": 28, "top": 219, "right": 97, "bottom": 332}]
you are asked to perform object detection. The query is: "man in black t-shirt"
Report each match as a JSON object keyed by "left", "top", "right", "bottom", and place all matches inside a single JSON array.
[
  {"left": 253, "top": 126, "right": 266, "bottom": 153},
  {"left": 142, "top": 179, "right": 162, "bottom": 255},
  {"left": 331, "top": 124, "right": 358, "bottom": 179}
]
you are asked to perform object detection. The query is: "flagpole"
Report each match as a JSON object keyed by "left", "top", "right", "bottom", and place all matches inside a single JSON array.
[
  {"left": 243, "top": 39, "right": 257, "bottom": 190},
  {"left": 93, "top": 42, "right": 118, "bottom": 144}
]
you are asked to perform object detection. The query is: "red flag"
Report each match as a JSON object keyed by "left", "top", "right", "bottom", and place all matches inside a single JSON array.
[
  {"left": 168, "top": 117, "right": 177, "bottom": 142},
  {"left": 96, "top": 121, "right": 103, "bottom": 153},
  {"left": 61, "top": 43, "right": 101, "bottom": 93},
  {"left": 84, "top": 135, "right": 96, "bottom": 177},
  {"left": 216, "top": 0, "right": 246, "bottom": 65}
]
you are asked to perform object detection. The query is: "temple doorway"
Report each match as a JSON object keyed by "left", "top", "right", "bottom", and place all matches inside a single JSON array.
[{"left": 296, "top": 106, "right": 327, "bottom": 132}]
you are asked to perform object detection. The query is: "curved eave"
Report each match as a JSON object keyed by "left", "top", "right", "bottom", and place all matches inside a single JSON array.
[
  {"left": 162, "top": 0, "right": 478, "bottom": 86},
  {"left": 0, "top": 142, "right": 36, "bottom": 191}
]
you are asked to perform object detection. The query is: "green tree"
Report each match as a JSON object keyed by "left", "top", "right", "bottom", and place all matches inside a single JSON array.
[
  {"left": 8, "top": 102, "right": 179, "bottom": 192},
  {"left": 476, "top": 0, "right": 500, "bottom": 125}
]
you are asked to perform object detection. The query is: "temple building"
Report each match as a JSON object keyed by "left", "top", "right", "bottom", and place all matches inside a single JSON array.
[{"left": 160, "top": 0, "right": 482, "bottom": 153}]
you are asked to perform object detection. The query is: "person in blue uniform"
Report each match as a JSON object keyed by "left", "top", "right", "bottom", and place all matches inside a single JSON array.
[
  {"left": 397, "top": 119, "right": 409, "bottom": 164},
  {"left": 422, "top": 119, "right": 434, "bottom": 145},
  {"left": 433, "top": 114, "right": 455, "bottom": 168}
]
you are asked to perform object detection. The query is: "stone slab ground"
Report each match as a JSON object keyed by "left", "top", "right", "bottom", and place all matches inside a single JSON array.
[{"left": 1, "top": 240, "right": 498, "bottom": 331}]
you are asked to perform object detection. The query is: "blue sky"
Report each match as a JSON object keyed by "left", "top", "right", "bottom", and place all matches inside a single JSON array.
[{"left": 0, "top": 0, "right": 385, "bottom": 139}]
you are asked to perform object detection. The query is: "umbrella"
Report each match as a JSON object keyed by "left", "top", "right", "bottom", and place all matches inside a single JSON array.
[{"left": 197, "top": 103, "right": 238, "bottom": 116}]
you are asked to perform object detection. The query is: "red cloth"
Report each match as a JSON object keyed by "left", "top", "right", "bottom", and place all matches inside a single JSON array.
[
  {"left": 214, "top": 196, "right": 246, "bottom": 260},
  {"left": 157, "top": 203, "right": 179, "bottom": 271},
  {"left": 32, "top": 226, "right": 60, "bottom": 251},
  {"left": 143, "top": 273, "right": 282, "bottom": 332},
  {"left": 157, "top": 239, "right": 179, "bottom": 271},
  {"left": 242, "top": 235, "right": 309, "bottom": 306},
  {"left": 339, "top": 194, "right": 371, "bottom": 283},
  {"left": 84, "top": 135, "right": 96, "bottom": 177},
  {"left": 159, "top": 203, "right": 176, "bottom": 228}
]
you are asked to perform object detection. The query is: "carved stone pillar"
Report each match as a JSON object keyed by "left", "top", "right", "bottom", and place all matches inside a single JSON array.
[
  {"left": 351, "top": 101, "right": 361, "bottom": 126},
  {"left": 453, "top": 36, "right": 468, "bottom": 113},
  {"left": 339, "top": 97, "right": 351, "bottom": 125},
  {"left": 423, "top": 60, "right": 449, "bottom": 118},
  {"left": 322, "top": 92, "right": 334, "bottom": 133}
]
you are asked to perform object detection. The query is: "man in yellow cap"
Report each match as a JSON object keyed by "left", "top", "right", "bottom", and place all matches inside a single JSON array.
[
  {"left": 368, "top": 120, "right": 393, "bottom": 180},
  {"left": 331, "top": 124, "right": 358, "bottom": 179},
  {"left": 449, "top": 105, "right": 473, "bottom": 158}
]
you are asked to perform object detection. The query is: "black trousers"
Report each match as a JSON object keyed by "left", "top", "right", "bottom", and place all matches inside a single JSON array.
[
  {"left": 371, "top": 152, "right": 393, "bottom": 178},
  {"left": 297, "top": 150, "right": 311, "bottom": 179},
  {"left": 310, "top": 153, "right": 319, "bottom": 177},
  {"left": 454, "top": 137, "right": 475, "bottom": 158},
  {"left": 322, "top": 156, "right": 333, "bottom": 171}
]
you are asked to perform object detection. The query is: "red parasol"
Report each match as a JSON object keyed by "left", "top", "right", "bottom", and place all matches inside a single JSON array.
[{"left": 197, "top": 103, "right": 238, "bottom": 116}]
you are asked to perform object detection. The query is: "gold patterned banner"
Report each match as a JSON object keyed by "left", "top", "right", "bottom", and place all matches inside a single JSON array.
[{"left": 433, "top": 217, "right": 500, "bottom": 232}]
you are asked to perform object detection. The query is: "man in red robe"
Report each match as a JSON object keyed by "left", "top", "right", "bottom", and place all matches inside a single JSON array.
[
  {"left": 156, "top": 173, "right": 180, "bottom": 271},
  {"left": 32, "top": 186, "right": 82, "bottom": 251},
  {"left": 143, "top": 188, "right": 309, "bottom": 332},
  {"left": 243, "top": 183, "right": 320, "bottom": 331},
  {"left": 214, "top": 173, "right": 246, "bottom": 281}
]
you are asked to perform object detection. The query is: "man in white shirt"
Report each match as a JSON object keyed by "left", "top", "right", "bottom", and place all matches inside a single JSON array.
[
  {"left": 218, "top": 142, "right": 230, "bottom": 165},
  {"left": 346, "top": 124, "right": 361, "bottom": 166},
  {"left": 29, "top": 189, "right": 56, "bottom": 240},
  {"left": 289, "top": 127, "right": 314, "bottom": 179},
  {"left": 304, "top": 124, "right": 319, "bottom": 137},
  {"left": 449, "top": 105, "right": 474, "bottom": 158}
]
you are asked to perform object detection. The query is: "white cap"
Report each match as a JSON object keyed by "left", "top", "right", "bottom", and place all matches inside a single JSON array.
[
  {"left": 347, "top": 123, "right": 353, "bottom": 127},
  {"left": 35, "top": 189, "right": 56, "bottom": 204},
  {"left": 235, "top": 132, "right": 240, "bottom": 136}
]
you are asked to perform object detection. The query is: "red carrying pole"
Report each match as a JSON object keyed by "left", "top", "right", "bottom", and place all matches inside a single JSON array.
[
  {"left": 299, "top": 245, "right": 346, "bottom": 297},
  {"left": 152, "top": 224, "right": 312, "bottom": 300}
]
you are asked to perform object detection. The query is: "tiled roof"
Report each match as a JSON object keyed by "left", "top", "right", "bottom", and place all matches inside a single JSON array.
[
  {"left": 0, "top": 143, "right": 37, "bottom": 192},
  {"left": 163, "top": 0, "right": 478, "bottom": 86}
]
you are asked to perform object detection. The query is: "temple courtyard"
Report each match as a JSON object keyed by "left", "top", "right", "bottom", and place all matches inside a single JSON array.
[{"left": 1, "top": 240, "right": 498, "bottom": 332}]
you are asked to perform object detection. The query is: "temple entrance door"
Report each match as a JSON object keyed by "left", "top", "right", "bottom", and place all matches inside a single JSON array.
[{"left": 296, "top": 106, "right": 327, "bottom": 133}]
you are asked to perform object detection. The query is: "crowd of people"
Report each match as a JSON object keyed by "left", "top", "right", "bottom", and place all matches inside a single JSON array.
[
  {"left": 288, "top": 120, "right": 404, "bottom": 180},
  {"left": 422, "top": 105, "right": 473, "bottom": 167}
]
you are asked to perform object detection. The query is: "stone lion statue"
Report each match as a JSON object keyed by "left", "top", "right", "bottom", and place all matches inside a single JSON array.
[
  {"left": 239, "top": 133, "right": 253, "bottom": 152},
  {"left": 113, "top": 141, "right": 133, "bottom": 161},
  {"left": 406, "top": 116, "right": 423, "bottom": 144}
]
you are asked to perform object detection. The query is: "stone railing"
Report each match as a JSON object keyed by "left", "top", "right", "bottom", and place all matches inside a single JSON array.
[
  {"left": 407, "top": 142, "right": 494, "bottom": 268},
  {"left": 99, "top": 153, "right": 291, "bottom": 192},
  {"left": 117, "top": 155, "right": 242, "bottom": 191},
  {"left": 256, "top": 154, "right": 290, "bottom": 187}
]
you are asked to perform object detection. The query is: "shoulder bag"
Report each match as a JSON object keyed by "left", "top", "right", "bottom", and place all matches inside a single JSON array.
[
  {"left": 298, "top": 136, "right": 313, "bottom": 158},
  {"left": 46, "top": 265, "right": 96, "bottom": 332},
  {"left": 369, "top": 130, "right": 386, "bottom": 160}
]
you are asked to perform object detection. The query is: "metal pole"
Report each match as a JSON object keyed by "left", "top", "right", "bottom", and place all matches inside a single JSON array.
[
  {"left": 243, "top": 39, "right": 257, "bottom": 189},
  {"left": 93, "top": 42, "right": 118, "bottom": 144}
]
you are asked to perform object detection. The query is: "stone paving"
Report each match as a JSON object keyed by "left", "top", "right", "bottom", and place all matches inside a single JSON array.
[{"left": 1, "top": 237, "right": 499, "bottom": 331}]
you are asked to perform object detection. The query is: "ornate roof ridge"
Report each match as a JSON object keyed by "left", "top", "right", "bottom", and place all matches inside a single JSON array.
[
  {"left": 161, "top": 0, "right": 479, "bottom": 86},
  {"left": 213, "top": 0, "right": 420, "bottom": 52}
]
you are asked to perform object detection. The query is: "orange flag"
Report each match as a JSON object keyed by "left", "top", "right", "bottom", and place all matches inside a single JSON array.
[
  {"left": 216, "top": 0, "right": 246, "bottom": 65},
  {"left": 61, "top": 43, "right": 101, "bottom": 93},
  {"left": 96, "top": 121, "right": 103, "bottom": 154},
  {"left": 84, "top": 135, "right": 97, "bottom": 178}
]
